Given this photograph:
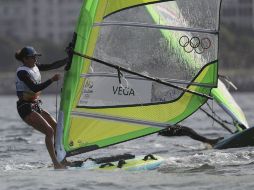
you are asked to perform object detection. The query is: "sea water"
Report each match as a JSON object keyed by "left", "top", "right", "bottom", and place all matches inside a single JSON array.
[{"left": 1, "top": 93, "right": 254, "bottom": 190}]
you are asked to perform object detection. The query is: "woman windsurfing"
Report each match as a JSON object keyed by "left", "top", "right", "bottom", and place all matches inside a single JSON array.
[{"left": 15, "top": 46, "right": 68, "bottom": 169}]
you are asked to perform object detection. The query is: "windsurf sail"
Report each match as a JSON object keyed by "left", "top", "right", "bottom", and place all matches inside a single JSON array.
[
  {"left": 56, "top": 0, "right": 222, "bottom": 161},
  {"left": 143, "top": 1, "right": 249, "bottom": 131},
  {"left": 210, "top": 79, "right": 249, "bottom": 131}
]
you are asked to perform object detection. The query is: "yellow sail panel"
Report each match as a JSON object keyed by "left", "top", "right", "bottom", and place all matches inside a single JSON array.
[
  {"left": 104, "top": 0, "right": 160, "bottom": 17},
  {"left": 66, "top": 116, "right": 159, "bottom": 151}
]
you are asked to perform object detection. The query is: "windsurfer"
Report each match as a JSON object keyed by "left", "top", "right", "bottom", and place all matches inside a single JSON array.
[
  {"left": 158, "top": 124, "right": 223, "bottom": 146},
  {"left": 15, "top": 46, "right": 68, "bottom": 169}
]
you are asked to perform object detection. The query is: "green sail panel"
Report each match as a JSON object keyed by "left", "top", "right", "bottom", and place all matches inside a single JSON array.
[{"left": 55, "top": 0, "right": 221, "bottom": 160}]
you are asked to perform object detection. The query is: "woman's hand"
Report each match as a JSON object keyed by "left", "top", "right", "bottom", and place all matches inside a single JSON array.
[{"left": 51, "top": 74, "right": 61, "bottom": 82}]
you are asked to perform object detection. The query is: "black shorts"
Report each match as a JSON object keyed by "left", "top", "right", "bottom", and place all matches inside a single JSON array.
[{"left": 17, "top": 100, "right": 42, "bottom": 120}]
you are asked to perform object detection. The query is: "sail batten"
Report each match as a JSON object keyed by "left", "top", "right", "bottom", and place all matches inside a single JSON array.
[
  {"left": 71, "top": 111, "right": 171, "bottom": 128},
  {"left": 94, "top": 21, "right": 219, "bottom": 34},
  {"left": 80, "top": 73, "right": 216, "bottom": 88}
]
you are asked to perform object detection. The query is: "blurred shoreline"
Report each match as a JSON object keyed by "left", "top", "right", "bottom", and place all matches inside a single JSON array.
[{"left": 2, "top": 68, "right": 254, "bottom": 95}]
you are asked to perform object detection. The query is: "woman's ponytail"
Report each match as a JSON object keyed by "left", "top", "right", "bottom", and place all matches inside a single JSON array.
[{"left": 15, "top": 50, "right": 23, "bottom": 62}]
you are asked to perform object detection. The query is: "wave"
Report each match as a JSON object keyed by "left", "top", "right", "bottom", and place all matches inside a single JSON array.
[{"left": 158, "top": 148, "right": 254, "bottom": 174}]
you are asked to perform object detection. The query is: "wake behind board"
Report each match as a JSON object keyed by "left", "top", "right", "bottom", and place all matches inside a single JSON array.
[
  {"left": 214, "top": 126, "right": 254, "bottom": 149},
  {"left": 68, "top": 154, "right": 164, "bottom": 171}
]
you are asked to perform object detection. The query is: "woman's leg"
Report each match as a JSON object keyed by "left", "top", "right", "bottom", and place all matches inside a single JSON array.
[
  {"left": 40, "top": 110, "right": 57, "bottom": 134},
  {"left": 23, "top": 111, "right": 65, "bottom": 169},
  {"left": 40, "top": 109, "right": 71, "bottom": 165}
]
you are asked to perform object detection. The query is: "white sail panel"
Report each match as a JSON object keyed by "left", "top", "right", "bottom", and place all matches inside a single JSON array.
[{"left": 78, "top": 74, "right": 153, "bottom": 107}]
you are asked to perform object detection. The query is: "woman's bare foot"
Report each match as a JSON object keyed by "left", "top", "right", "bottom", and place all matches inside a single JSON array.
[{"left": 54, "top": 162, "right": 66, "bottom": 169}]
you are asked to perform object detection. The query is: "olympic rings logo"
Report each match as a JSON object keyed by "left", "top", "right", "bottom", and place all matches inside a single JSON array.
[{"left": 179, "top": 36, "right": 211, "bottom": 54}]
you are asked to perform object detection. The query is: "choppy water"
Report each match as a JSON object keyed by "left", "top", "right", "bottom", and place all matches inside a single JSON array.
[{"left": 1, "top": 93, "right": 254, "bottom": 190}]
